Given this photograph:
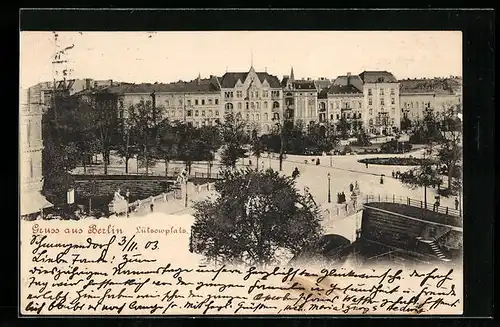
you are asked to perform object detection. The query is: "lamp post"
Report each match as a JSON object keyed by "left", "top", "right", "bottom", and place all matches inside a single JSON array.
[{"left": 327, "top": 172, "right": 331, "bottom": 203}]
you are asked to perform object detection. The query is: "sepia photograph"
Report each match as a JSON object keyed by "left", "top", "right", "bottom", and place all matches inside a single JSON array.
[{"left": 20, "top": 30, "right": 464, "bottom": 315}]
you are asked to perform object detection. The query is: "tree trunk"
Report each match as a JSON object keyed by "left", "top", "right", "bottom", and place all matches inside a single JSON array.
[
  {"left": 125, "top": 157, "right": 129, "bottom": 174},
  {"left": 165, "top": 158, "right": 169, "bottom": 177},
  {"left": 82, "top": 153, "right": 87, "bottom": 174},
  {"left": 447, "top": 163, "right": 453, "bottom": 190},
  {"left": 424, "top": 185, "right": 427, "bottom": 209},
  {"left": 256, "top": 156, "right": 260, "bottom": 170},
  {"left": 143, "top": 145, "right": 148, "bottom": 176}
]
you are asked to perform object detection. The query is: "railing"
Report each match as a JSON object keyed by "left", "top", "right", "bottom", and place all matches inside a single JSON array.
[{"left": 362, "top": 194, "right": 461, "bottom": 218}]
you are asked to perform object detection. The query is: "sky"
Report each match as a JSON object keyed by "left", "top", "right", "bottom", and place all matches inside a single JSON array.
[{"left": 20, "top": 31, "right": 462, "bottom": 89}]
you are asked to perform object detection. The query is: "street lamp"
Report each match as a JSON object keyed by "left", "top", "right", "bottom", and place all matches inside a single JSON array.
[{"left": 327, "top": 172, "right": 331, "bottom": 203}]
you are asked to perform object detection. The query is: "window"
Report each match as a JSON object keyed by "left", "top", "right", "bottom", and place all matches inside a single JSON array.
[
  {"left": 380, "top": 89, "right": 384, "bottom": 96},
  {"left": 368, "top": 98, "right": 372, "bottom": 106},
  {"left": 380, "top": 98, "right": 385, "bottom": 105},
  {"left": 369, "top": 119, "right": 373, "bottom": 126},
  {"left": 215, "top": 99, "right": 219, "bottom": 105},
  {"left": 187, "top": 99, "right": 191, "bottom": 106},
  {"left": 237, "top": 91, "right": 243, "bottom": 98},
  {"left": 187, "top": 110, "right": 192, "bottom": 117},
  {"left": 171, "top": 111, "right": 176, "bottom": 117},
  {"left": 238, "top": 102, "right": 242, "bottom": 110},
  {"left": 251, "top": 102, "right": 255, "bottom": 109},
  {"left": 271, "top": 90, "right": 280, "bottom": 98},
  {"left": 264, "top": 113, "right": 268, "bottom": 121},
  {"left": 336, "top": 114, "right": 340, "bottom": 120},
  {"left": 255, "top": 91, "right": 259, "bottom": 98},
  {"left": 263, "top": 91, "right": 268, "bottom": 98},
  {"left": 369, "top": 109, "right": 373, "bottom": 115},
  {"left": 224, "top": 91, "right": 234, "bottom": 98},
  {"left": 416, "top": 102, "right": 419, "bottom": 109},
  {"left": 273, "top": 101, "right": 280, "bottom": 109},
  {"left": 256, "top": 102, "right": 260, "bottom": 109},
  {"left": 256, "top": 114, "right": 260, "bottom": 121},
  {"left": 202, "top": 99, "right": 205, "bottom": 105},
  {"left": 195, "top": 99, "right": 199, "bottom": 105},
  {"left": 390, "top": 88, "right": 395, "bottom": 95},
  {"left": 246, "top": 102, "right": 249, "bottom": 109},
  {"left": 392, "top": 108, "right": 396, "bottom": 114},
  {"left": 179, "top": 99, "right": 183, "bottom": 106},
  {"left": 225, "top": 103, "right": 233, "bottom": 110},
  {"left": 330, "top": 114, "right": 333, "bottom": 120},
  {"left": 195, "top": 110, "right": 199, "bottom": 116},
  {"left": 330, "top": 103, "right": 333, "bottom": 109},
  {"left": 368, "top": 89, "right": 372, "bottom": 96},
  {"left": 208, "top": 98, "right": 212, "bottom": 105},
  {"left": 391, "top": 98, "right": 395, "bottom": 105},
  {"left": 215, "top": 111, "right": 219, "bottom": 116},
  {"left": 264, "top": 102, "right": 268, "bottom": 109},
  {"left": 246, "top": 114, "right": 250, "bottom": 120},
  {"left": 202, "top": 110, "right": 206, "bottom": 116},
  {"left": 251, "top": 114, "right": 255, "bottom": 120}
]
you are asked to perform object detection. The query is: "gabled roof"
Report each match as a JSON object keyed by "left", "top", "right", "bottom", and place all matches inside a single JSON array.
[
  {"left": 358, "top": 71, "right": 398, "bottom": 83},
  {"left": 327, "top": 84, "right": 363, "bottom": 95},
  {"left": 219, "top": 72, "right": 281, "bottom": 88}
]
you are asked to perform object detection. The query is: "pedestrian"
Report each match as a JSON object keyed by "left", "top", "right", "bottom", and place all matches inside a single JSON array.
[
  {"left": 345, "top": 202, "right": 348, "bottom": 212},
  {"left": 392, "top": 170, "right": 395, "bottom": 178},
  {"left": 366, "top": 163, "right": 369, "bottom": 169},
  {"left": 292, "top": 167, "right": 300, "bottom": 179},
  {"left": 316, "top": 158, "right": 321, "bottom": 165},
  {"left": 304, "top": 160, "right": 308, "bottom": 164},
  {"left": 380, "top": 175, "right": 384, "bottom": 184},
  {"left": 341, "top": 192, "right": 346, "bottom": 203},
  {"left": 337, "top": 193, "right": 341, "bottom": 204},
  {"left": 455, "top": 197, "right": 459, "bottom": 210},
  {"left": 249, "top": 159, "right": 252, "bottom": 166},
  {"left": 125, "top": 189, "right": 130, "bottom": 202},
  {"left": 150, "top": 203, "right": 154, "bottom": 212},
  {"left": 349, "top": 183, "right": 354, "bottom": 192}
]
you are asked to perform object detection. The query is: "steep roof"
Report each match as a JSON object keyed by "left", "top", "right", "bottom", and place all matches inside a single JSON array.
[
  {"left": 333, "top": 75, "right": 363, "bottom": 91},
  {"left": 292, "top": 80, "right": 317, "bottom": 90},
  {"left": 327, "top": 84, "right": 363, "bottom": 95},
  {"left": 318, "top": 89, "right": 329, "bottom": 99},
  {"left": 219, "top": 72, "right": 281, "bottom": 88},
  {"left": 105, "top": 76, "right": 221, "bottom": 94},
  {"left": 314, "top": 79, "right": 333, "bottom": 90},
  {"left": 359, "top": 71, "right": 398, "bottom": 83}
]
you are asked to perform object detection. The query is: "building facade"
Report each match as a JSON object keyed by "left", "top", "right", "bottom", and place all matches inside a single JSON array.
[
  {"left": 399, "top": 78, "right": 462, "bottom": 121},
  {"left": 20, "top": 88, "right": 53, "bottom": 217},
  {"left": 359, "top": 71, "right": 401, "bottom": 136},
  {"left": 219, "top": 66, "right": 283, "bottom": 134},
  {"left": 326, "top": 82, "right": 364, "bottom": 135}
]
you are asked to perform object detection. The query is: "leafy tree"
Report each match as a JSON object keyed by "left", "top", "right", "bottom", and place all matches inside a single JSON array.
[
  {"left": 436, "top": 106, "right": 462, "bottom": 193},
  {"left": 155, "top": 119, "right": 179, "bottom": 176},
  {"left": 250, "top": 129, "right": 265, "bottom": 170},
  {"left": 220, "top": 112, "right": 247, "bottom": 168},
  {"left": 400, "top": 115, "right": 412, "bottom": 131},
  {"left": 199, "top": 125, "right": 223, "bottom": 175},
  {"left": 336, "top": 116, "right": 350, "bottom": 139},
  {"left": 399, "top": 147, "right": 443, "bottom": 208},
  {"left": 351, "top": 130, "right": 372, "bottom": 146},
  {"left": 111, "top": 115, "right": 138, "bottom": 174},
  {"left": 127, "top": 99, "right": 162, "bottom": 175},
  {"left": 190, "top": 168, "right": 323, "bottom": 266}
]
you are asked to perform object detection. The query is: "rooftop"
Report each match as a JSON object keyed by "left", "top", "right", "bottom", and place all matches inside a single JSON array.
[
  {"left": 219, "top": 71, "right": 281, "bottom": 88},
  {"left": 399, "top": 78, "right": 459, "bottom": 95},
  {"left": 105, "top": 76, "right": 221, "bottom": 94},
  {"left": 359, "top": 71, "right": 398, "bottom": 83},
  {"left": 327, "top": 84, "right": 363, "bottom": 95}
]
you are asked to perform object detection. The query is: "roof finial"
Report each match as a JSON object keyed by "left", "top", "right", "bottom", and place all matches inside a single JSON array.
[
  {"left": 290, "top": 66, "right": 295, "bottom": 81},
  {"left": 251, "top": 50, "right": 253, "bottom": 69},
  {"left": 197, "top": 73, "right": 201, "bottom": 85}
]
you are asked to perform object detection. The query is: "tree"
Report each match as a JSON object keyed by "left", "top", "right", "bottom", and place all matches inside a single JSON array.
[
  {"left": 220, "top": 112, "right": 247, "bottom": 168},
  {"left": 199, "top": 125, "right": 223, "bottom": 175},
  {"left": 155, "top": 119, "right": 179, "bottom": 176},
  {"left": 436, "top": 105, "right": 463, "bottom": 193},
  {"left": 127, "top": 99, "right": 162, "bottom": 175},
  {"left": 351, "top": 130, "right": 372, "bottom": 147},
  {"left": 399, "top": 147, "right": 443, "bottom": 208},
  {"left": 400, "top": 115, "right": 412, "bottom": 131},
  {"left": 190, "top": 168, "right": 323, "bottom": 266},
  {"left": 337, "top": 116, "right": 350, "bottom": 139},
  {"left": 111, "top": 115, "right": 139, "bottom": 174},
  {"left": 250, "top": 129, "right": 265, "bottom": 170}
]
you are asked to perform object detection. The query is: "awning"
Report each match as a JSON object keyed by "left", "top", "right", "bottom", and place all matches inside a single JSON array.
[{"left": 20, "top": 192, "right": 53, "bottom": 216}]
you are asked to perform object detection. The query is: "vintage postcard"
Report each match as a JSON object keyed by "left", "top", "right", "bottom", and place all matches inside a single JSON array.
[{"left": 19, "top": 30, "right": 463, "bottom": 316}]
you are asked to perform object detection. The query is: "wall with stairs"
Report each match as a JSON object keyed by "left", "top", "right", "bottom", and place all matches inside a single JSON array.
[{"left": 361, "top": 204, "right": 463, "bottom": 261}]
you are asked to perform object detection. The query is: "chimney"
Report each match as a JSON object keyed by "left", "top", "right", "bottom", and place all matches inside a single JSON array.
[
  {"left": 197, "top": 73, "right": 201, "bottom": 85},
  {"left": 347, "top": 72, "right": 351, "bottom": 85},
  {"left": 109, "top": 79, "right": 113, "bottom": 86}
]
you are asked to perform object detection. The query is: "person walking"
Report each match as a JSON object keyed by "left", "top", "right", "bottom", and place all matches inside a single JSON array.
[
  {"left": 150, "top": 203, "right": 154, "bottom": 212},
  {"left": 349, "top": 183, "right": 354, "bottom": 193},
  {"left": 292, "top": 167, "right": 300, "bottom": 179},
  {"left": 380, "top": 175, "right": 384, "bottom": 184},
  {"left": 366, "top": 163, "right": 369, "bottom": 169},
  {"left": 455, "top": 197, "right": 459, "bottom": 210}
]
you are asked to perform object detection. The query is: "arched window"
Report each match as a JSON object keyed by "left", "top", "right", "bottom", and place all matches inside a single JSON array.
[
  {"left": 264, "top": 113, "right": 268, "bottom": 121},
  {"left": 238, "top": 102, "right": 242, "bottom": 110},
  {"left": 256, "top": 114, "right": 260, "bottom": 121},
  {"left": 273, "top": 101, "right": 280, "bottom": 109},
  {"left": 225, "top": 103, "right": 233, "bottom": 110},
  {"left": 251, "top": 102, "right": 255, "bottom": 109},
  {"left": 369, "top": 118, "right": 373, "bottom": 126},
  {"left": 264, "top": 102, "right": 268, "bottom": 109},
  {"left": 319, "top": 102, "right": 326, "bottom": 111}
]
